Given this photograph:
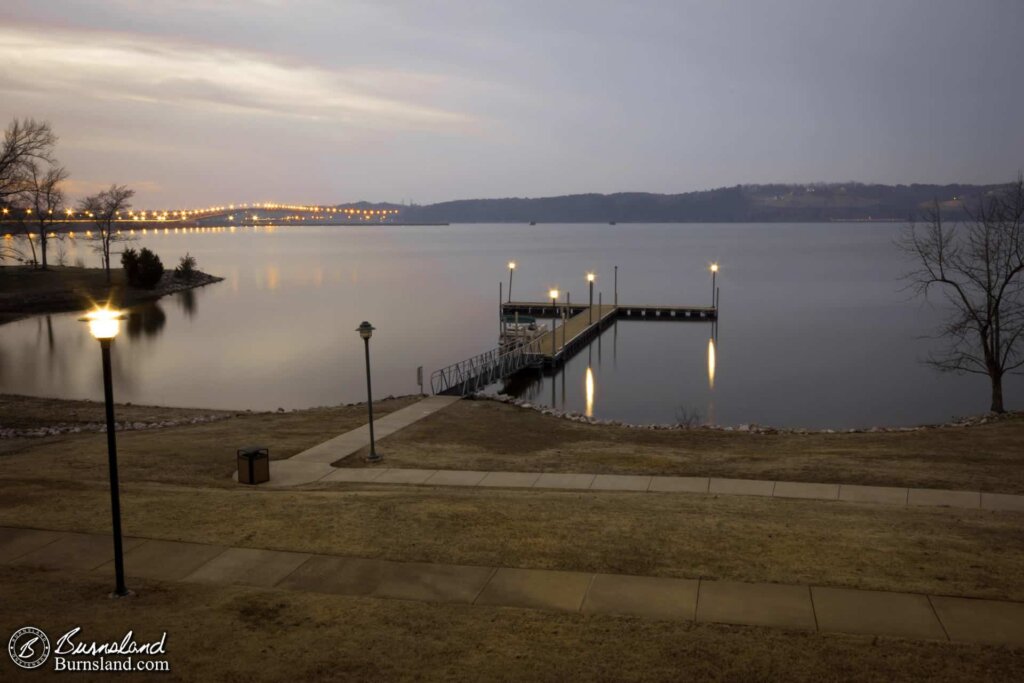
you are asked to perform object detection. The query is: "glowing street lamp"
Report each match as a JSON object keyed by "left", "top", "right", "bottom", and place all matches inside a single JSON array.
[
  {"left": 79, "top": 306, "right": 130, "bottom": 597},
  {"left": 710, "top": 263, "right": 719, "bottom": 308},
  {"left": 356, "top": 321, "right": 381, "bottom": 462},
  {"left": 586, "top": 272, "right": 596, "bottom": 323},
  {"left": 507, "top": 261, "right": 516, "bottom": 303},
  {"left": 548, "top": 289, "right": 559, "bottom": 357}
]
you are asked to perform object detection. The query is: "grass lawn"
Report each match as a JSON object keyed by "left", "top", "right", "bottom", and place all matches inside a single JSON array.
[
  {"left": 344, "top": 399, "right": 1024, "bottom": 493},
  {"left": 4, "top": 566, "right": 1021, "bottom": 682},
  {"left": 0, "top": 265, "right": 127, "bottom": 323},
  {"left": 2, "top": 392, "right": 1023, "bottom": 678}
]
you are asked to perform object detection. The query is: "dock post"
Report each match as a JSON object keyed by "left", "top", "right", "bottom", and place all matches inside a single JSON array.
[{"left": 614, "top": 266, "right": 618, "bottom": 307}]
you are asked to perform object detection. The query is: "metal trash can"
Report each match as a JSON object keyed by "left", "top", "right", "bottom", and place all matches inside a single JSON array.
[{"left": 237, "top": 446, "right": 269, "bottom": 485}]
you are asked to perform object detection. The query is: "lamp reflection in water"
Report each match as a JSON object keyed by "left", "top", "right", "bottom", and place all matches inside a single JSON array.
[
  {"left": 585, "top": 366, "right": 595, "bottom": 417},
  {"left": 707, "top": 337, "right": 716, "bottom": 390}
]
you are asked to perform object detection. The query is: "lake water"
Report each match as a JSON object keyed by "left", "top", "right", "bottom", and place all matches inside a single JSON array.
[{"left": 1, "top": 223, "right": 1018, "bottom": 428}]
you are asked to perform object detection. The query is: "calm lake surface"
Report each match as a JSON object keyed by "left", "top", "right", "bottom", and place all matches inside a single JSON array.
[{"left": 2, "top": 223, "right": 1018, "bottom": 428}]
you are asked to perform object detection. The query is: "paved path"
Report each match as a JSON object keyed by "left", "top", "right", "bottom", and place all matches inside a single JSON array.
[
  {"left": 256, "top": 396, "right": 463, "bottom": 486},
  {"left": 311, "top": 467, "right": 1024, "bottom": 512},
  {"left": 2, "top": 525, "right": 1022, "bottom": 646}
]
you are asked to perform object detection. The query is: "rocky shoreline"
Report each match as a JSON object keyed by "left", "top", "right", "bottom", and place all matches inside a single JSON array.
[
  {"left": 0, "top": 413, "right": 233, "bottom": 439},
  {"left": 477, "top": 392, "right": 1019, "bottom": 434}
]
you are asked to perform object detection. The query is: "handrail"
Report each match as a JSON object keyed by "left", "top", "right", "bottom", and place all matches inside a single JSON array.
[{"left": 430, "top": 337, "right": 543, "bottom": 396}]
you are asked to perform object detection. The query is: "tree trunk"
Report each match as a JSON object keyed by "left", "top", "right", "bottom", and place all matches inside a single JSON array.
[{"left": 990, "top": 372, "right": 1005, "bottom": 413}]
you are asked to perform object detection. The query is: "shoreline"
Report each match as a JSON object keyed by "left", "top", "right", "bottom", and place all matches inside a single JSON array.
[{"left": 0, "top": 265, "right": 223, "bottom": 325}]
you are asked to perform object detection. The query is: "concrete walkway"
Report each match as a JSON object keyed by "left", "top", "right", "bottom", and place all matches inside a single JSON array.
[
  {"left": 3, "top": 525, "right": 1022, "bottom": 647},
  {"left": 313, "top": 467, "right": 1024, "bottom": 512},
  {"left": 251, "top": 395, "right": 462, "bottom": 486},
  {"left": 291, "top": 396, "right": 461, "bottom": 464}
]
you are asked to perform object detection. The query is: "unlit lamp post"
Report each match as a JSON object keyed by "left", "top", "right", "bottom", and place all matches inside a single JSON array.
[
  {"left": 710, "top": 263, "right": 719, "bottom": 308},
  {"left": 357, "top": 321, "right": 380, "bottom": 462},
  {"left": 507, "top": 261, "right": 516, "bottom": 302},
  {"left": 80, "top": 305, "right": 130, "bottom": 598},
  {"left": 587, "top": 272, "right": 595, "bottom": 323}
]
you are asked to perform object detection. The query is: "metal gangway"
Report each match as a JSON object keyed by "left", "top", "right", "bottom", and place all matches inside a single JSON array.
[{"left": 430, "top": 337, "right": 544, "bottom": 396}]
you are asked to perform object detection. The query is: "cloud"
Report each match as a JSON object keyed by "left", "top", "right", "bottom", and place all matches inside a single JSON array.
[{"left": 0, "top": 25, "right": 473, "bottom": 131}]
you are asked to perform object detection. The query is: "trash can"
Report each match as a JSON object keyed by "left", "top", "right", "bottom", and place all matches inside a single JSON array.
[{"left": 237, "top": 446, "right": 269, "bottom": 485}]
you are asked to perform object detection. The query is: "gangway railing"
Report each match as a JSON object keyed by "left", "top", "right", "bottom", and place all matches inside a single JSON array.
[{"left": 431, "top": 338, "right": 543, "bottom": 396}]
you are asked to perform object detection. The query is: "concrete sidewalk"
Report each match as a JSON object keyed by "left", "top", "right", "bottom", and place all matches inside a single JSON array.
[
  {"left": 313, "top": 467, "right": 1024, "bottom": 512},
  {"left": 3, "top": 525, "right": 1022, "bottom": 647},
  {"left": 290, "top": 395, "right": 461, "bottom": 464}
]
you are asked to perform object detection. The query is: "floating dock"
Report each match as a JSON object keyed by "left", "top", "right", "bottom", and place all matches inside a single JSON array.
[{"left": 431, "top": 300, "right": 718, "bottom": 395}]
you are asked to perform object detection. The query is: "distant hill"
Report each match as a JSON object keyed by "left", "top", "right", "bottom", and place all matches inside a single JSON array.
[{"left": 392, "top": 183, "right": 1009, "bottom": 223}]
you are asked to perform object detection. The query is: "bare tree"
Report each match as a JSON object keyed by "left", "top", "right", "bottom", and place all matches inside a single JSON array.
[
  {"left": 20, "top": 160, "right": 69, "bottom": 270},
  {"left": 0, "top": 118, "right": 56, "bottom": 203},
  {"left": 898, "top": 176, "right": 1024, "bottom": 413},
  {"left": 79, "top": 184, "right": 135, "bottom": 283}
]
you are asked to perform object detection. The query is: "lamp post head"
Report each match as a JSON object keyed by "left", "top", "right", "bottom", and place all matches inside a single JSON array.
[
  {"left": 710, "top": 263, "right": 719, "bottom": 273},
  {"left": 357, "top": 321, "right": 375, "bottom": 340},
  {"left": 508, "top": 261, "right": 516, "bottom": 270},
  {"left": 586, "top": 272, "right": 595, "bottom": 283},
  {"left": 548, "top": 288, "right": 559, "bottom": 300},
  {"left": 80, "top": 305, "right": 126, "bottom": 340}
]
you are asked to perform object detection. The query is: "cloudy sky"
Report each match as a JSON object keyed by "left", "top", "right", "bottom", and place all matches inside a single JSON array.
[{"left": 2, "top": 0, "right": 1022, "bottom": 206}]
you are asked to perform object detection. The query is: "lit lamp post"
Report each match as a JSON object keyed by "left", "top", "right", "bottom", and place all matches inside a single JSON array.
[
  {"left": 80, "top": 306, "right": 129, "bottom": 598},
  {"left": 356, "top": 321, "right": 381, "bottom": 462},
  {"left": 507, "top": 261, "right": 516, "bottom": 302},
  {"left": 586, "top": 272, "right": 596, "bottom": 323},
  {"left": 548, "top": 289, "right": 559, "bottom": 358},
  {"left": 710, "top": 263, "right": 719, "bottom": 308}
]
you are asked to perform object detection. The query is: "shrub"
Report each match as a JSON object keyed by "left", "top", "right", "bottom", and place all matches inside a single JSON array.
[
  {"left": 136, "top": 248, "right": 164, "bottom": 288},
  {"left": 123, "top": 247, "right": 164, "bottom": 288},
  {"left": 121, "top": 248, "right": 140, "bottom": 283},
  {"left": 174, "top": 252, "right": 197, "bottom": 281}
]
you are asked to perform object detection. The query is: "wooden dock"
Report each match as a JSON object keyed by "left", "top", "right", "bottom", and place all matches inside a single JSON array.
[
  {"left": 503, "top": 301, "right": 717, "bottom": 323},
  {"left": 503, "top": 301, "right": 716, "bottom": 366},
  {"left": 432, "top": 299, "right": 719, "bottom": 394}
]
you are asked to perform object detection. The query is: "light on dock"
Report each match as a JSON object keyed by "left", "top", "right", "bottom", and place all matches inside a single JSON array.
[
  {"left": 586, "top": 272, "right": 596, "bottom": 323},
  {"left": 508, "top": 261, "right": 516, "bottom": 302},
  {"left": 708, "top": 337, "right": 716, "bottom": 390},
  {"left": 710, "top": 263, "right": 719, "bottom": 308}
]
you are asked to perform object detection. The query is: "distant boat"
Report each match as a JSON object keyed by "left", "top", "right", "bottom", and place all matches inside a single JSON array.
[
  {"left": 529, "top": 221, "right": 536, "bottom": 225},
  {"left": 609, "top": 221, "right": 617, "bottom": 225}
]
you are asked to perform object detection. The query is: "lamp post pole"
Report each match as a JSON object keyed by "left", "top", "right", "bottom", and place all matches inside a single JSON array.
[
  {"left": 549, "top": 290, "right": 558, "bottom": 359},
  {"left": 357, "top": 321, "right": 380, "bottom": 462},
  {"left": 614, "top": 266, "right": 618, "bottom": 307},
  {"left": 81, "top": 307, "right": 129, "bottom": 598},
  {"left": 710, "top": 263, "right": 718, "bottom": 308},
  {"left": 100, "top": 338, "right": 128, "bottom": 597},
  {"left": 508, "top": 262, "right": 515, "bottom": 302},
  {"left": 587, "top": 273, "right": 595, "bottom": 324}
]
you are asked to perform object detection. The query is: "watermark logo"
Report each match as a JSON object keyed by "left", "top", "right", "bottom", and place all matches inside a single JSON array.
[{"left": 7, "top": 626, "right": 51, "bottom": 670}]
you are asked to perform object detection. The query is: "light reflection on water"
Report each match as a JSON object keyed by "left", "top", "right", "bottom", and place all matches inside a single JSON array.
[{"left": 0, "top": 222, "right": 1020, "bottom": 427}]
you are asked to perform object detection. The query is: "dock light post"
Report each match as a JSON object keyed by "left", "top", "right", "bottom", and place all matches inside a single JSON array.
[
  {"left": 507, "top": 261, "right": 516, "bottom": 302},
  {"left": 357, "top": 321, "right": 381, "bottom": 462},
  {"left": 80, "top": 306, "right": 129, "bottom": 598},
  {"left": 710, "top": 263, "right": 718, "bottom": 308},
  {"left": 549, "top": 289, "right": 559, "bottom": 357},
  {"left": 587, "top": 272, "right": 595, "bottom": 323}
]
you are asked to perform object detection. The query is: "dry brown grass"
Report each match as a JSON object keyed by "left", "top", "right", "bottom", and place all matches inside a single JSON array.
[
  {"left": 355, "top": 399, "right": 1024, "bottom": 493},
  {"left": 1, "top": 564, "right": 1021, "bottom": 682},
  {"left": 2, "top": 479, "right": 1022, "bottom": 602},
  {"left": 0, "top": 394, "right": 420, "bottom": 486}
]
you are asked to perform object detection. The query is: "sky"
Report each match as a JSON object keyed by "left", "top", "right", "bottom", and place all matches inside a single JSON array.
[{"left": 1, "top": 0, "right": 1022, "bottom": 207}]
